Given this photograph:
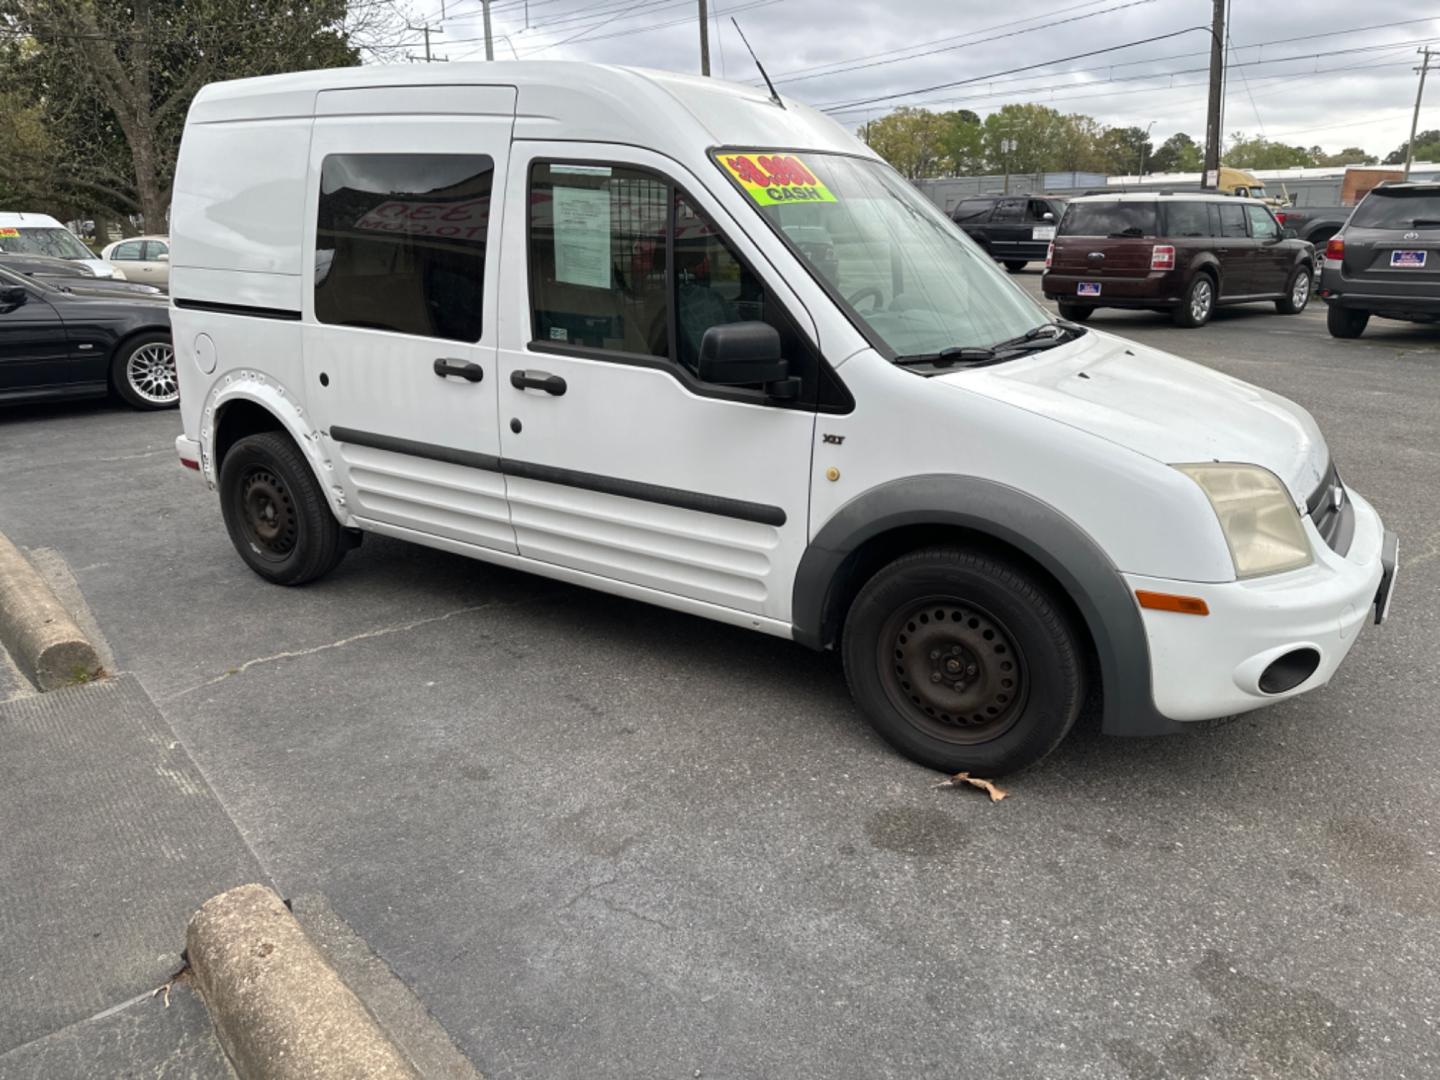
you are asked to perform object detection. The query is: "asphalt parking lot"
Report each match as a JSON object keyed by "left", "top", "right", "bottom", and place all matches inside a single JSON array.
[{"left": 2, "top": 278, "right": 1438, "bottom": 1079}]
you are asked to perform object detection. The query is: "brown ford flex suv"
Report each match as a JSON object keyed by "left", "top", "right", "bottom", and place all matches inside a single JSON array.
[{"left": 1042, "top": 193, "right": 1315, "bottom": 328}]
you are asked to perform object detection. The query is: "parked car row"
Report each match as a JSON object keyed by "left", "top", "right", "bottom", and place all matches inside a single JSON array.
[{"left": 955, "top": 182, "right": 1439, "bottom": 338}]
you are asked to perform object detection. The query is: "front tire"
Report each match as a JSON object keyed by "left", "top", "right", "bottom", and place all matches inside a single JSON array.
[
  {"left": 1327, "top": 305, "right": 1369, "bottom": 338},
  {"left": 1056, "top": 303, "right": 1093, "bottom": 322},
  {"left": 842, "top": 547, "right": 1085, "bottom": 776},
  {"left": 1004, "top": 260, "right": 1028, "bottom": 273},
  {"left": 219, "top": 432, "right": 347, "bottom": 585},
  {"left": 1172, "top": 273, "right": 1216, "bottom": 328},
  {"left": 1275, "top": 266, "right": 1311, "bottom": 314},
  {"left": 111, "top": 332, "right": 178, "bottom": 410}
]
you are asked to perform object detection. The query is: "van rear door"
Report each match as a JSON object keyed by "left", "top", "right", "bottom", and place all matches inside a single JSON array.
[{"left": 303, "top": 86, "right": 519, "bottom": 554}]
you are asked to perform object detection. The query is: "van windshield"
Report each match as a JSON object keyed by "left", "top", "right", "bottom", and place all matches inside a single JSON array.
[
  {"left": 713, "top": 151, "right": 1047, "bottom": 361},
  {"left": 0, "top": 226, "right": 93, "bottom": 260}
]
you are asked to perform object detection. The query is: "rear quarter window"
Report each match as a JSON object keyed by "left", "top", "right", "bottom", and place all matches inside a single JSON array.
[
  {"left": 1058, "top": 202, "right": 1158, "bottom": 237},
  {"left": 1349, "top": 191, "right": 1440, "bottom": 230}
]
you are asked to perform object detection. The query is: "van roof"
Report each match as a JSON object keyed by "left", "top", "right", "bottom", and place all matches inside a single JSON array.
[
  {"left": 187, "top": 61, "right": 871, "bottom": 160},
  {"left": 1067, "top": 192, "right": 1263, "bottom": 205},
  {"left": 0, "top": 212, "right": 66, "bottom": 228}
]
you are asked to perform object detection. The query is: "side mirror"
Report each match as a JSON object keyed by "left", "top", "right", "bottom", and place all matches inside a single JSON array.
[
  {"left": 0, "top": 285, "right": 27, "bottom": 308},
  {"left": 1042, "top": 212, "right": 1056, "bottom": 222},
  {"left": 1281, "top": 227, "right": 1297, "bottom": 240},
  {"left": 697, "top": 322, "right": 798, "bottom": 399}
]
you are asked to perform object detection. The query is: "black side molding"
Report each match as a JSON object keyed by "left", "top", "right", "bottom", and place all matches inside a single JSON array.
[
  {"left": 327, "top": 427, "right": 785, "bottom": 527},
  {"left": 174, "top": 298, "right": 303, "bottom": 321}
]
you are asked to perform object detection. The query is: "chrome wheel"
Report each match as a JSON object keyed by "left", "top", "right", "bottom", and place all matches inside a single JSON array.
[
  {"left": 1292, "top": 270, "right": 1310, "bottom": 309},
  {"left": 125, "top": 341, "right": 178, "bottom": 405},
  {"left": 1190, "top": 279, "right": 1213, "bottom": 323}
]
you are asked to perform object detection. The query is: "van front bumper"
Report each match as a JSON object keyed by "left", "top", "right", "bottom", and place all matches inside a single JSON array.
[
  {"left": 175, "top": 434, "right": 203, "bottom": 475},
  {"left": 1123, "top": 490, "right": 1392, "bottom": 723}
]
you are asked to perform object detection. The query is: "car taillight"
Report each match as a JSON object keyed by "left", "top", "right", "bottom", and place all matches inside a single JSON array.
[
  {"left": 1324, "top": 237, "right": 1345, "bottom": 261},
  {"left": 1045, "top": 241, "right": 1054, "bottom": 269},
  {"left": 1150, "top": 244, "right": 1176, "bottom": 271}
]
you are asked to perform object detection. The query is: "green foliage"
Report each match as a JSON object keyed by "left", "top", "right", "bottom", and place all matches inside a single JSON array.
[
  {"left": 0, "top": 0, "right": 397, "bottom": 224},
  {"left": 1314, "top": 147, "right": 1378, "bottom": 167},
  {"left": 1224, "top": 133, "right": 1317, "bottom": 170},
  {"left": 861, "top": 106, "right": 952, "bottom": 180},
  {"left": 1384, "top": 130, "right": 1440, "bottom": 166}
]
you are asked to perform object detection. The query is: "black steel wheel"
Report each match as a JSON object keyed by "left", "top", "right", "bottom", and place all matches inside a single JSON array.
[
  {"left": 843, "top": 547, "right": 1085, "bottom": 775},
  {"left": 219, "top": 431, "right": 348, "bottom": 585}
]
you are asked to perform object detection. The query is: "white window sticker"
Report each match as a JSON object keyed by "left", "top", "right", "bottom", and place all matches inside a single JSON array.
[
  {"left": 548, "top": 326, "right": 568, "bottom": 340},
  {"left": 553, "top": 186, "right": 612, "bottom": 289}
]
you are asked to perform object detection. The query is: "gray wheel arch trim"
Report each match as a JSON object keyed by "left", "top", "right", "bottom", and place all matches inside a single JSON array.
[{"left": 791, "top": 475, "right": 1182, "bottom": 737}]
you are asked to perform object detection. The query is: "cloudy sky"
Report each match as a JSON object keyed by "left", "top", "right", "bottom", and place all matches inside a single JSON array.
[{"left": 393, "top": 0, "right": 1437, "bottom": 162}]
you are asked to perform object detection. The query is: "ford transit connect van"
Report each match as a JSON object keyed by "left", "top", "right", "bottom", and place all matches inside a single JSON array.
[{"left": 169, "top": 64, "right": 1397, "bottom": 775}]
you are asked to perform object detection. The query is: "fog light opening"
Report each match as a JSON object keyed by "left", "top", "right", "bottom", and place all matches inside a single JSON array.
[{"left": 1258, "top": 648, "right": 1321, "bottom": 695}]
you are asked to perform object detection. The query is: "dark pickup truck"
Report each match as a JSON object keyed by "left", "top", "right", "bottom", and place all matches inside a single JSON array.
[{"left": 1274, "top": 205, "right": 1351, "bottom": 248}]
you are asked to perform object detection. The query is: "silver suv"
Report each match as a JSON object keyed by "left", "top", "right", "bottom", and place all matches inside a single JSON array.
[{"left": 1320, "top": 182, "right": 1440, "bottom": 338}]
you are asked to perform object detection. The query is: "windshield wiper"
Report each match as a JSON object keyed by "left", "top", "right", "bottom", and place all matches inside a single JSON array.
[
  {"left": 1409, "top": 218, "right": 1440, "bottom": 226},
  {"left": 896, "top": 323, "right": 1085, "bottom": 369}
]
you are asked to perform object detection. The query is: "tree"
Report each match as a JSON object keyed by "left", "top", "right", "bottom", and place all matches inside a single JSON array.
[
  {"left": 0, "top": 0, "right": 404, "bottom": 226},
  {"left": 1384, "top": 130, "right": 1440, "bottom": 166},
  {"left": 1313, "top": 147, "right": 1378, "bottom": 167},
  {"left": 862, "top": 107, "right": 952, "bottom": 179},
  {"left": 1148, "top": 132, "right": 1203, "bottom": 174},
  {"left": 938, "top": 109, "right": 985, "bottom": 175},
  {"left": 1225, "top": 133, "right": 1316, "bottom": 170}
]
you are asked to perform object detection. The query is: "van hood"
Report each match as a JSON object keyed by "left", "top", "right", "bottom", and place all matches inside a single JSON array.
[{"left": 939, "top": 329, "right": 1328, "bottom": 506}]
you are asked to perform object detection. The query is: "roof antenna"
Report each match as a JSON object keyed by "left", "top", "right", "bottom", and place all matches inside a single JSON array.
[{"left": 731, "top": 17, "right": 783, "bottom": 109}]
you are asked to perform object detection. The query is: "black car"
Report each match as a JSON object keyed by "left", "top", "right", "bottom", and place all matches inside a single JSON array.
[
  {"left": 0, "top": 264, "right": 175, "bottom": 409},
  {"left": 0, "top": 252, "right": 166, "bottom": 298},
  {"left": 950, "top": 194, "right": 1067, "bottom": 272},
  {"left": 1320, "top": 182, "right": 1440, "bottom": 338}
]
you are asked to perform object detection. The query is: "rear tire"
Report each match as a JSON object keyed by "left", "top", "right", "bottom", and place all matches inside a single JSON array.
[
  {"left": 1275, "top": 266, "right": 1311, "bottom": 314},
  {"left": 1327, "top": 305, "right": 1369, "bottom": 338},
  {"left": 1004, "top": 260, "right": 1028, "bottom": 273},
  {"left": 1056, "top": 303, "right": 1093, "bottom": 322},
  {"left": 841, "top": 547, "right": 1085, "bottom": 776},
  {"left": 219, "top": 432, "right": 347, "bottom": 585},
  {"left": 1172, "top": 273, "right": 1216, "bottom": 328}
]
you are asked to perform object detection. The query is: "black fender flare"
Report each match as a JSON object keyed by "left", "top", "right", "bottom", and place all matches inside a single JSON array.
[{"left": 791, "top": 475, "right": 1181, "bottom": 737}]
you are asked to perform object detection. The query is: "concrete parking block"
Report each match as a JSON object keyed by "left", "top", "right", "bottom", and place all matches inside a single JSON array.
[
  {"left": 186, "top": 884, "right": 421, "bottom": 1080},
  {"left": 0, "top": 530, "right": 100, "bottom": 691}
]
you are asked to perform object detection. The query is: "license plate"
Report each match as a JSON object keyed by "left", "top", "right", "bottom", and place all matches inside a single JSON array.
[
  {"left": 1032, "top": 225, "right": 1056, "bottom": 240},
  {"left": 1390, "top": 249, "right": 1426, "bottom": 268},
  {"left": 1375, "top": 531, "right": 1399, "bottom": 625},
  {"left": 1077, "top": 281, "right": 1101, "bottom": 296}
]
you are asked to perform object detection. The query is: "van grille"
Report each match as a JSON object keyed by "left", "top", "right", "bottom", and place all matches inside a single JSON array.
[{"left": 1306, "top": 459, "right": 1354, "bottom": 556}]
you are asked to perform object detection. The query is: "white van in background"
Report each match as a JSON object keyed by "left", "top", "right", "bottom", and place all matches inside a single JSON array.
[
  {"left": 0, "top": 212, "right": 127, "bottom": 279},
  {"left": 168, "top": 63, "right": 1396, "bottom": 775}
]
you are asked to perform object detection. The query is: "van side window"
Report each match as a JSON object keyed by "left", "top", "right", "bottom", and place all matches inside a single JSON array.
[
  {"left": 528, "top": 162, "right": 669, "bottom": 357},
  {"left": 1164, "top": 202, "right": 1211, "bottom": 238},
  {"left": 314, "top": 153, "right": 493, "bottom": 343},
  {"left": 990, "top": 199, "right": 1025, "bottom": 223},
  {"left": 1245, "top": 204, "right": 1278, "bottom": 239},
  {"left": 951, "top": 199, "right": 993, "bottom": 222},
  {"left": 1216, "top": 203, "right": 1249, "bottom": 239}
]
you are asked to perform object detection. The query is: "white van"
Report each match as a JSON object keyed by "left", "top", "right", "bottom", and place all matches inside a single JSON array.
[
  {"left": 169, "top": 63, "right": 1397, "bottom": 775},
  {"left": 0, "top": 212, "right": 127, "bottom": 279}
]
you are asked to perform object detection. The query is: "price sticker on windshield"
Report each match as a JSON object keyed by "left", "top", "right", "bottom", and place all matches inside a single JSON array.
[
  {"left": 0, "top": 228, "right": 19, "bottom": 238},
  {"left": 719, "top": 153, "right": 837, "bottom": 206}
]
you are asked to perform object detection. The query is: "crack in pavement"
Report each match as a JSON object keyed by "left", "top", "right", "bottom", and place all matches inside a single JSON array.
[{"left": 159, "top": 601, "right": 509, "bottom": 702}]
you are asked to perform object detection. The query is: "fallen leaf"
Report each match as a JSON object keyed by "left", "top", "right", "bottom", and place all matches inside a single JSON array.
[{"left": 934, "top": 771, "right": 1008, "bottom": 802}]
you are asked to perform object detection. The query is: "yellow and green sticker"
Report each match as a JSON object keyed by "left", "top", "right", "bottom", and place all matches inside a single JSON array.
[
  {"left": 719, "top": 152, "right": 836, "bottom": 206},
  {"left": 0, "top": 228, "right": 19, "bottom": 238}
]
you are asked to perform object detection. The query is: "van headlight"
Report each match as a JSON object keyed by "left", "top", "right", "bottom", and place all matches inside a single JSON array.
[{"left": 1175, "top": 463, "right": 1313, "bottom": 578}]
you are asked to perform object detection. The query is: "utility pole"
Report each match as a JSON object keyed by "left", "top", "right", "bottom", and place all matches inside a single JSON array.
[
  {"left": 698, "top": 0, "right": 710, "bottom": 76},
  {"left": 408, "top": 22, "right": 444, "bottom": 62},
  {"left": 1201, "top": 0, "right": 1225, "bottom": 188},
  {"left": 482, "top": 0, "right": 495, "bottom": 60},
  {"left": 1404, "top": 47, "right": 1433, "bottom": 180}
]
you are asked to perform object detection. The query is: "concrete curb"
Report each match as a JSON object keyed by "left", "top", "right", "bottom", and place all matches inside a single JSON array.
[
  {"left": 0, "top": 532, "right": 102, "bottom": 692},
  {"left": 186, "top": 884, "right": 422, "bottom": 1080}
]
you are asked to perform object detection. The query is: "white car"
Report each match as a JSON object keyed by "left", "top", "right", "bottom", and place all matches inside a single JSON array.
[
  {"left": 168, "top": 63, "right": 1397, "bottom": 775},
  {"left": 0, "top": 212, "right": 126, "bottom": 279},
  {"left": 101, "top": 235, "right": 170, "bottom": 289}
]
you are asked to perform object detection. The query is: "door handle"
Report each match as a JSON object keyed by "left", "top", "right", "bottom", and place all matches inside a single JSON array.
[
  {"left": 434, "top": 357, "right": 484, "bottom": 383},
  {"left": 510, "top": 369, "right": 567, "bottom": 396}
]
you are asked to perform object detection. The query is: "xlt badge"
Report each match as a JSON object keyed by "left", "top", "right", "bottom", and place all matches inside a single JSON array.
[{"left": 822, "top": 433, "right": 845, "bottom": 445}]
